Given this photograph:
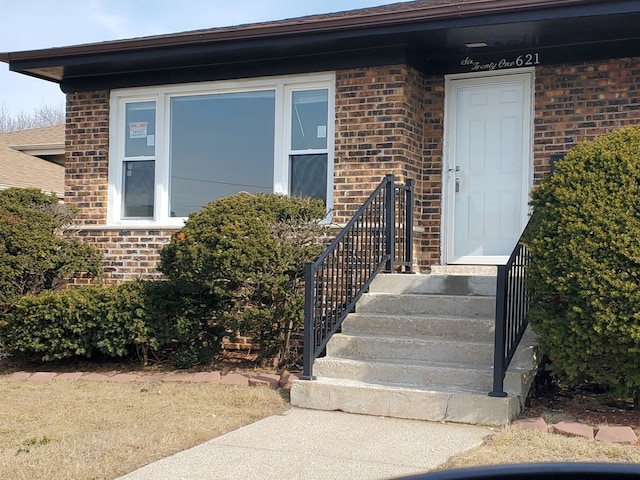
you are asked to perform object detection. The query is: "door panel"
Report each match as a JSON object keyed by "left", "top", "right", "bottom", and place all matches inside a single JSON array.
[{"left": 445, "top": 73, "right": 531, "bottom": 264}]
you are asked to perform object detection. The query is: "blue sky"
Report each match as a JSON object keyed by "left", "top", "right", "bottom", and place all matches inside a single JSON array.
[{"left": 0, "top": 0, "right": 407, "bottom": 116}]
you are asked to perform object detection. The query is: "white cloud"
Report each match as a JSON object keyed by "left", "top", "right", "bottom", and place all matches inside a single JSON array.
[{"left": 89, "top": 11, "right": 130, "bottom": 39}]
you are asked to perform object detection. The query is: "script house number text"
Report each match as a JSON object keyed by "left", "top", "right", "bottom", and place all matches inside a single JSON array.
[{"left": 460, "top": 52, "right": 541, "bottom": 72}]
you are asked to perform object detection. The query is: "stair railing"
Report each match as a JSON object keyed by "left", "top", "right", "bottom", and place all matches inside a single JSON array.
[
  {"left": 300, "top": 174, "right": 414, "bottom": 380},
  {"left": 489, "top": 215, "right": 533, "bottom": 397}
]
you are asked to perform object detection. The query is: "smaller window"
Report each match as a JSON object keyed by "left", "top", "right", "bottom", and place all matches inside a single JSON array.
[
  {"left": 291, "top": 89, "right": 328, "bottom": 151},
  {"left": 290, "top": 154, "right": 327, "bottom": 202},
  {"left": 123, "top": 160, "right": 155, "bottom": 218},
  {"left": 122, "top": 101, "right": 156, "bottom": 218},
  {"left": 125, "top": 102, "right": 156, "bottom": 157},
  {"left": 289, "top": 89, "right": 329, "bottom": 204}
]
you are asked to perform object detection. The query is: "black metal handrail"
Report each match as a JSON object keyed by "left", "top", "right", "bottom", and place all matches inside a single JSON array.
[
  {"left": 489, "top": 216, "right": 533, "bottom": 397},
  {"left": 300, "top": 174, "right": 414, "bottom": 380}
]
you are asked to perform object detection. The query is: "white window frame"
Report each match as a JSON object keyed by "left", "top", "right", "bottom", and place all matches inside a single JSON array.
[{"left": 108, "top": 72, "right": 335, "bottom": 228}]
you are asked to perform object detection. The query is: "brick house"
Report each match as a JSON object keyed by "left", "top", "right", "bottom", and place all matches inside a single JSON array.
[
  {"left": 1, "top": 0, "right": 639, "bottom": 282},
  {"left": 0, "top": 125, "right": 65, "bottom": 196},
  {"left": 3, "top": 0, "right": 640, "bottom": 423}
]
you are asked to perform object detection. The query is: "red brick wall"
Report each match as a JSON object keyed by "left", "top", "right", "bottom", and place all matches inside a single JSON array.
[
  {"left": 66, "top": 91, "right": 110, "bottom": 225},
  {"left": 419, "top": 75, "right": 445, "bottom": 270},
  {"left": 534, "top": 57, "right": 640, "bottom": 184},
  {"left": 74, "top": 229, "right": 172, "bottom": 284},
  {"left": 334, "top": 65, "right": 421, "bottom": 219},
  {"left": 334, "top": 65, "right": 434, "bottom": 271}
]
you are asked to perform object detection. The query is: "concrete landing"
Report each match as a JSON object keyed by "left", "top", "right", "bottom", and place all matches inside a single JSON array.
[{"left": 291, "top": 378, "right": 521, "bottom": 426}]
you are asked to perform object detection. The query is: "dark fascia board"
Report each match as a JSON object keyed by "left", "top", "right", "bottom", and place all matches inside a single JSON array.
[
  {"left": 60, "top": 45, "right": 411, "bottom": 93},
  {"left": 3, "top": 0, "right": 639, "bottom": 86},
  {"left": 4, "top": 0, "right": 606, "bottom": 59}
]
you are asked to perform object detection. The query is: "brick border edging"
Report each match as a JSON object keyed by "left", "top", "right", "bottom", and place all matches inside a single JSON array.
[
  {"left": 513, "top": 417, "right": 639, "bottom": 446},
  {"left": 7, "top": 372, "right": 636, "bottom": 445},
  {"left": 3, "top": 370, "right": 299, "bottom": 390}
]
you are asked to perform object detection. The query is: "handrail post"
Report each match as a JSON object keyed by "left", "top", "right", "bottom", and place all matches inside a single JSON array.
[
  {"left": 489, "top": 264, "right": 508, "bottom": 397},
  {"left": 300, "top": 261, "right": 315, "bottom": 380},
  {"left": 404, "top": 178, "right": 414, "bottom": 273},
  {"left": 385, "top": 174, "right": 395, "bottom": 272}
]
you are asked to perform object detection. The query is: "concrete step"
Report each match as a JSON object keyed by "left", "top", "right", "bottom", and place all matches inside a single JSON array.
[
  {"left": 327, "top": 334, "right": 493, "bottom": 365},
  {"left": 342, "top": 313, "right": 494, "bottom": 342},
  {"left": 430, "top": 265, "right": 498, "bottom": 276},
  {"left": 326, "top": 333, "right": 537, "bottom": 369},
  {"left": 290, "top": 377, "right": 521, "bottom": 426},
  {"left": 356, "top": 293, "right": 495, "bottom": 317},
  {"left": 369, "top": 274, "right": 496, "bottom": 296},
  {"left": 312, "top": 357, "right": 534, "bottom": 398}
]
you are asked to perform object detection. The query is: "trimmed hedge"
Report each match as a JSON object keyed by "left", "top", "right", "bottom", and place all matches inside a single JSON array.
[
  {"left": 0, "top": 280, "right": 224, "bottom": 366},
  {"left": 525, "top": 126, "right": 640, "bottom": 406},
  {"left": 1, "top": 283, "right": 149, "bottom": 361}
]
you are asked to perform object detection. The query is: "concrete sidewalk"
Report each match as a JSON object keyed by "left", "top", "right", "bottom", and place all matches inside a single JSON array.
[{"left": 118, "top": 408, "right": 493, "bottom": 480}]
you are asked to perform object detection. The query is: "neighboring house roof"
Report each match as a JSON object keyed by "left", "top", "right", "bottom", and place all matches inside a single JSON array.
[
  {"left": 1, "top": 0, "right": 637, "bottom": 93},
  {"left": 0, "top": 125, "right": 65, "bottom": 196}
]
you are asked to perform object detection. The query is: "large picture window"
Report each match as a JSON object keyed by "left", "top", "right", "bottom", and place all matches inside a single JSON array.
[
  {"left": 169, "top": 91, "right": 275, "bottom": 217},
  {"left": 108, "top": 74, "right": 334, "bottom": 226}
]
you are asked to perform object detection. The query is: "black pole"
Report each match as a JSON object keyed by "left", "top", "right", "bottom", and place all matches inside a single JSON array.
[
  {"left": 300, "top": 261, "right": 315, "bottom": 380},
  {"left": 489, "top": 264, "right": 508, "bottom": 397},
  {"left": 404, "top": 178, "right": 414, "bottom": 273},
  {"left": 385, "top": 174, "right": 395, "bottom": 272}
]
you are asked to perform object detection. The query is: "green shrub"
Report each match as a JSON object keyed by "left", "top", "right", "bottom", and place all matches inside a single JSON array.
[
  {"left": 0, "top": 191, "right": 326, "bottom": 368},
  {"left": 525, "top": 126, "right": 640, "bottom": 406},
  {"left": 0, "top": 282, "right": 154, "bottom": 361},
  {"left": 140, "top": 280, "right": 225, "bottom": 368},
  {"left": 0, "top": 280, "right": 224, "bottom": 367},
  {"left": 0, "top": 188, "right": 102, "bottom": 312},
  {"left": 159, "top": 193, "right": 327, "bottom": 367}
]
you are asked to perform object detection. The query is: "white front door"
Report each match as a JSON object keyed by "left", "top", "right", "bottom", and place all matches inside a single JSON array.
[{"left": 444, "top": 71, "right": 533, "bottom": 265}]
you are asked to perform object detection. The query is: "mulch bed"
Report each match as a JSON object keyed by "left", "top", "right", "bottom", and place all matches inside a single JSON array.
[
  {"left": 523, "top": 382, "right": 640, "bottom": 433},
  {"left": 0, "top": 350, "right": 277, "bottom": 377}
]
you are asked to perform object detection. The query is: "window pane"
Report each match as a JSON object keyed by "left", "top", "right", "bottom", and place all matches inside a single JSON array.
[
  {"left": 170, "top": 91, "right": 275, "bottom": 217},
  {"left": 290, "top": 154, "right": 327, "bottom": 202},
  {"left": 125, "top": 102, "right": 156, "bottom": 157},
  {"left": 291, "top": 89, "right": 328, "bottom": 151},
  {"left": 123, "top": 160, "right": 155, "bottom": 218}
]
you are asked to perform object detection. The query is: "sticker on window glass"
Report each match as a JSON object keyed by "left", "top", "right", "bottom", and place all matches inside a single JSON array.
[
  {"left": 317, "top": 125, "right": 327, "bottom": 139},
  {"left": 130, "top": 122, "right": 148, "bottom": 139},
  {"left": 147, "top": 134, "right": 155, "bottom": 147}
]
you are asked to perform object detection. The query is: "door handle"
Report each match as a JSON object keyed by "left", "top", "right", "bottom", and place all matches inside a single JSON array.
[{"left": 447, "top": 166, "right": 461, "bottom": 192}]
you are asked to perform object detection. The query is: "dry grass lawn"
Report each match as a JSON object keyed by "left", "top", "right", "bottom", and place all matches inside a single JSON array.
[
  {"left": 3, "top": 377, "right": 640, "bottom": 480},
  {"left": 0, "top": 379, "right": 287, "bottom": 480},
  {"left": 440, "top": 427, "right": 640, "bottom": 470}
]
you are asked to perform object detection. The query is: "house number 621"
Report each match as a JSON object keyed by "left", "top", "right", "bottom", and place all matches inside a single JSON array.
[{"left": 515, "top": 53, "right": 541, "bottom": 67}]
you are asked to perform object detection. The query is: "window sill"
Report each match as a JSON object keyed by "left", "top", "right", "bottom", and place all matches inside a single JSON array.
[{"left": 80, "top": 221, "right": 186, "bottom": 231}]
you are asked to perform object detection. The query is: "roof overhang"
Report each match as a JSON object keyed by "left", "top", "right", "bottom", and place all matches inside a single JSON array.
[
  {"left": 2, "top": 0, "right": 640, "bottom": 92},
  {"left": 10, "top": 143, "right": 64, "bottom": 156}
]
